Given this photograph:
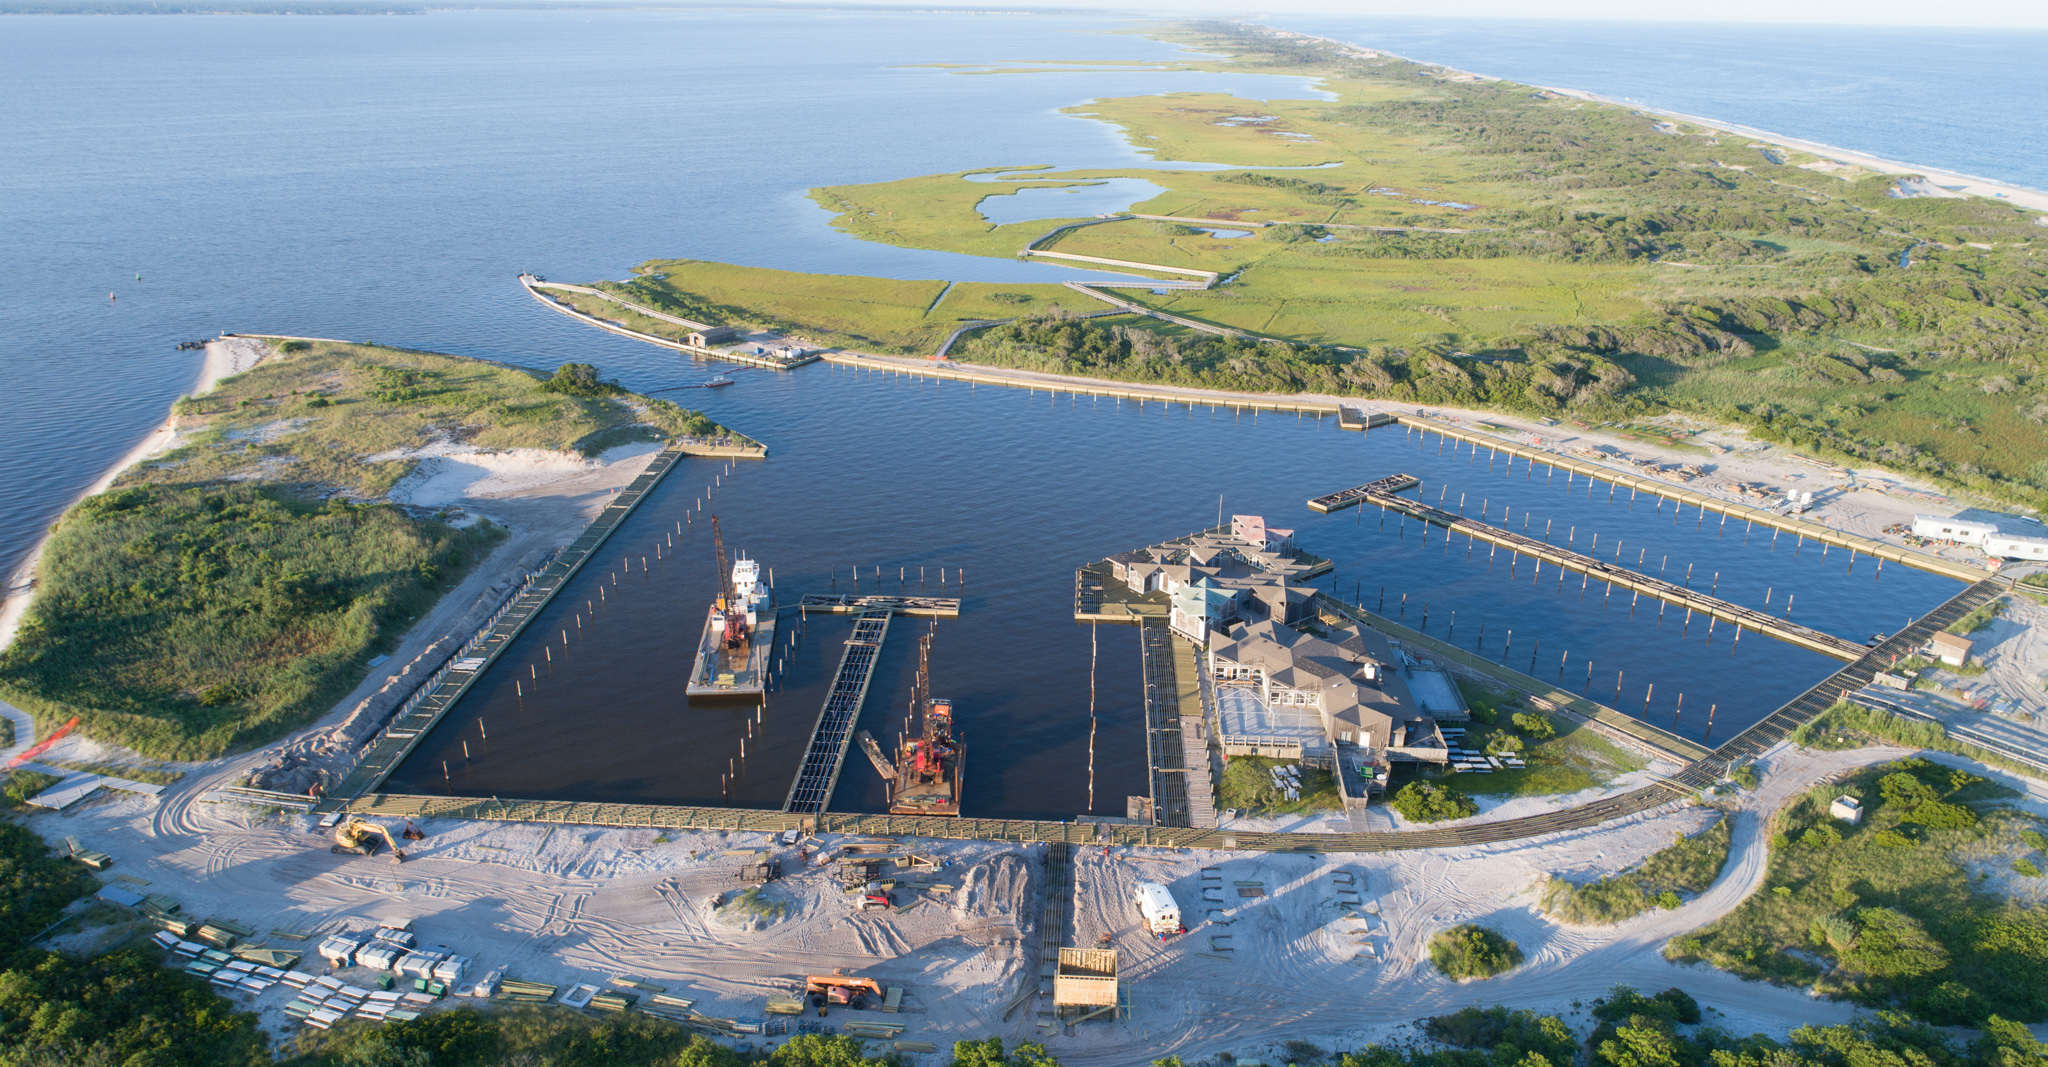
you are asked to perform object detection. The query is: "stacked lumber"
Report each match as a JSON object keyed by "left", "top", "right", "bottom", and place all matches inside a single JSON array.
[
  {"left": 493, "top": 977, "right": 557, "bottom": 1004},
  {"left": 843, "top": 1020, "right": 906, "bottom": 1040},
  {"left": 639, "top": 992, "right": 697, "bottom": 1022},
  {"left": 62, "top": 836, "right": 113, "bottom": 870},
  {"left": 587, "top": 990, "right": 638, "bottom": 1013}
]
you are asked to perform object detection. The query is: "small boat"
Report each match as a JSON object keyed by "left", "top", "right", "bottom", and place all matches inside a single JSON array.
[{"left": 704, "top": 376, "right": 733, "bottom": 388}]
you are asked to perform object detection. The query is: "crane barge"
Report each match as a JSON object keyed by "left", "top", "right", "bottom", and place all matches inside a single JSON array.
[{"left": 686, "top": 515, "right": 776, "bottom": 699}]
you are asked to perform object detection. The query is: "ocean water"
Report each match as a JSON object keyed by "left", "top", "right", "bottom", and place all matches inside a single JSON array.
[
  {"left": 0, "top": 10, "right": 2013, "bottom": 816},
  {"left": 1271, "top": 17, "right": 2048, "bottom": 192}
]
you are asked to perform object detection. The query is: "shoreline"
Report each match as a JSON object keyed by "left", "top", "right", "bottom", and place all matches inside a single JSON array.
[
  {"left": 0, "top": 337, "right": 256, "bottom": 661},
  {"left": 1269, "top": 25, "right": 2048, "bottom": 214}
]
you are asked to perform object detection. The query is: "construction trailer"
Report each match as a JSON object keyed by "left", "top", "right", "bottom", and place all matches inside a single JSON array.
[{"left": 1052, "top": 948, "right": 1118, "bottom": 1022}]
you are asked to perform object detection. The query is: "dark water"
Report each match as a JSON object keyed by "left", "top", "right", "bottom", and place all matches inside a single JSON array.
[{"left": 384, "top": 366, "right": 1963, "bottom": 818}]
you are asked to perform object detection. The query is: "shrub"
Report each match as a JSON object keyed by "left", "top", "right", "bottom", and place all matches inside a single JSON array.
[
  {"left": 1428, "top": 924, "right": 1523, "bottom": 980},
  {"left": 1390, "top": 781, "right": 1478, "bottom": 823},
  {"left": 2016, "top": 859, "right": 2042, "bottom": 878},
  {"left": 1543, "top": 818, "right": 1732, "bottom": 925},
  {"left": 1510, "top": 711, "right": 1554, "bottom": 740},
  {"left": 540, "top": 362, "right": 624, "bottom": 397},
  {"left": 2023, "top": 829, "right": 2048, "bottom": 852}
]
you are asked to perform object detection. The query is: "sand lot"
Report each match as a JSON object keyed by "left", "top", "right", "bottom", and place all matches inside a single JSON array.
[{"left": 21, "top": 740, "right": 1941, "bottom": 1060}]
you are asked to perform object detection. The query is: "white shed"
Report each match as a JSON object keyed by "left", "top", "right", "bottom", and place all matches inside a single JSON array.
[
  {"left": 1830, "top": 796, "right": 1863, "bottom": 824},
  {"left": 1913, "top": 514, "right": 2000, "bottom": 545}
]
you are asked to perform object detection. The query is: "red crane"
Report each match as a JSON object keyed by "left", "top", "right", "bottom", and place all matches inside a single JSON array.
[{"left": 710, "top": 515, "right": 748, "bottom": 650}]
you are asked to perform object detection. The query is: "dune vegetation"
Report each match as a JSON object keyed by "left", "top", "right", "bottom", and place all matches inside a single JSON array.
[
  {"left": 1667, "top": 756, "right": 2048, "bottom": 1025},
  {"left": 0, "top": 339, "right": 737, "bottom": 759}
]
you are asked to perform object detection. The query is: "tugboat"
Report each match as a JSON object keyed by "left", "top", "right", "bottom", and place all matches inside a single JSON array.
[
  {"left": 686, "top": 515, "right": 775, "bottom": 699},
  {"left": 888, "top": 630, "right": 963, "bottom": 816}
]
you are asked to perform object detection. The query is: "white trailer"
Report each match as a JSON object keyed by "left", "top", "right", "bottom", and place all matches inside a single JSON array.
[{"left": 1134, "top": 882, "right": 1182, "bottom": 935}]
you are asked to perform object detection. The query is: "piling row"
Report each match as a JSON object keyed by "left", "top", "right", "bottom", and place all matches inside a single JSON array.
[
  {"left": 1338, "top": 476, "right": 1871, "bottom": 661},
  {"left": 348, "top": 577, "right": 2010, "bottom": 850},
  {"left": 316, "top": 442, "right": 694, "bottom": 811},
  {"left": 1394, "top": 415, "right": 1984, "bottom": 583}
]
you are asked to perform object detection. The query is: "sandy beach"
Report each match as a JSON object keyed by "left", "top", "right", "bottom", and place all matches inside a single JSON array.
[
  {"left": 1278, "top": 27, "right": 2048, "bottom": 214},
  {"left": 0, "top": 336, "right": 667, "bottom": 777},
  {"left": 0, "top": 336, "right": 264, "bottom": 658}
]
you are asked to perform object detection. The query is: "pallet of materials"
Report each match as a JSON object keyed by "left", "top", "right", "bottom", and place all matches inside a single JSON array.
[{"left": 843, "top": 1021, "right": 906, "bottom": 1039}]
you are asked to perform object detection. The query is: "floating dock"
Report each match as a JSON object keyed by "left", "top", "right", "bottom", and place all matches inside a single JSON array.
[
  {"left": 783, "top": 610, "right": 894, "bottom": 813},
  {"left": 1317, "top": 473, "right": 1871, "bottom": 661},
  {"left": 1307, "top": 473, "right": 1419, "bottom": 514},
  {"left": 800, "top": 594, "right": 960, "bottom": 618}
]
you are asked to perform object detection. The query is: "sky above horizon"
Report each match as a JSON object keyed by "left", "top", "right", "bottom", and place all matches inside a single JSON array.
[{"left": 1007, "top": 0, "right": 2047, "bottom": 30}]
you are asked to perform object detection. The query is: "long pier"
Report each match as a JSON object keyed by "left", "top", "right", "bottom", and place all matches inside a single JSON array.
[
  {"left": 345, "top": 576, "right": 2010, "bottom": 849},
  {"left": 1321, "top": 474, "right": 1871, "bottom": 661},
  {"left": 317, "top": 441, "right": 694, "bottom": 810},
  {"left": 784, "top": 609, "right": 893, "bottom": 813},
  {"left": 1393, "top": 414, "right": 1984, "bottom": 583}
]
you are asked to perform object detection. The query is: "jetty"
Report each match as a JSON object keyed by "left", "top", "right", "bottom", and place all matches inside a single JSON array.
[
  {"left": 518, "top": 275, "right": 822, "bottom": 371},
  {"left": 1313, "top": 473, "right": 1871, "bottom": 661}
]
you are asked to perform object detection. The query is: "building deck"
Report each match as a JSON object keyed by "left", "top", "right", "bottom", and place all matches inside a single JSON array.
[{"left": 800, "top": 594, "right": 960, "bottom": 618}]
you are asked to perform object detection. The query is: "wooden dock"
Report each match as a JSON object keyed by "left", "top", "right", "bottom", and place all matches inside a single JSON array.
[
  {"left": 1329, "top": 474, "right": 1871, "bottom": 661},
  {"left": 784, "top": 609, "right": 893, "bottom": 814},
  {"left": 1307, "top": 473, "right": 1419, "bottom": 514},
  {"left": 800, "top": 594, "right": 960, "bottom": 618},
  {"left": 343, "top": 579, "right": 2010, "bottom": 850},
  {"left": 317, "top": 440, "right": 694, "bottom": 810},
  {"left": 1393, "top": 414, "right": 1984, "bottom": 583}
]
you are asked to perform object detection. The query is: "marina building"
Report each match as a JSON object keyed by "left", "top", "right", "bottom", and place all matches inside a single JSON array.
[{"left": 1096, "top": 515, "right": 1462, "bottom": 811}]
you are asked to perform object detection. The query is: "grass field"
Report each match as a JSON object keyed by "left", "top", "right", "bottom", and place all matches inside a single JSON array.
[
  {"left": 568, "top": 22, "right": 2048, "bottom": 509},
  {"left": 0, "top": 339, "right": 739, "bottom": 760},
  {"left": 618, "top": 260, "right": 954, "bottom": 354}
]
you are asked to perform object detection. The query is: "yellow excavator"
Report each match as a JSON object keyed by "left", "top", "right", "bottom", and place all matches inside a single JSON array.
[{"left": 330, "top": 817, "right": 406, "bottom": 863}]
